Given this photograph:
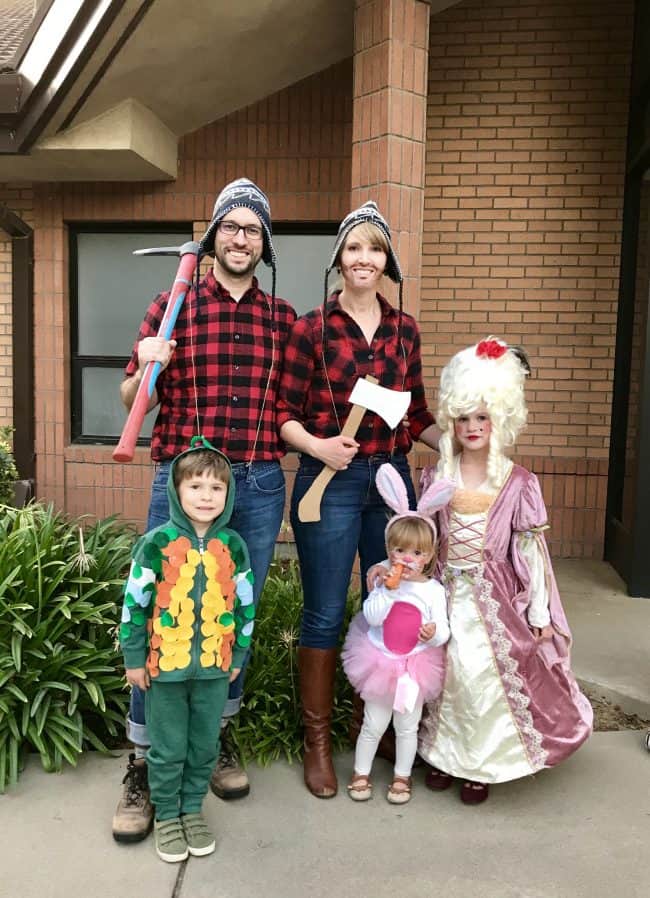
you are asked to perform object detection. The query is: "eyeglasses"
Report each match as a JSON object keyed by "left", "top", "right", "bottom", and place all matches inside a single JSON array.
[{"left": 217, "top": 220, "right": 263, "bottom": 240}]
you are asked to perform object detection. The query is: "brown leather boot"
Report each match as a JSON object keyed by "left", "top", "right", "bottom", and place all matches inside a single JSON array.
[
  {"left": 298, "top": 646, "right": 338, "bottom": 798},
  {"left": 349, "top": 691, "right": 396, "bottom": 763}
]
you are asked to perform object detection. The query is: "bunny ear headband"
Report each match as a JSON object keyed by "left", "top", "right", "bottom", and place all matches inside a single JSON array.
[{"left": 375, "top": 463, "right": 455, "bottom": 543}]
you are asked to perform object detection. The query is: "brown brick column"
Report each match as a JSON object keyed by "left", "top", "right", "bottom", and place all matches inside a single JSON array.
[{"left": 351, "top": 0, "right": 430, "bottom": 316}]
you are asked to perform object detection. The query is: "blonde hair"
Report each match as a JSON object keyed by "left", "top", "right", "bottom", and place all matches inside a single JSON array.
[
  {"left": 386, "top": 517, "right": 437, "bottom": 575},
  {"left": 437, "top": 338, "right": 528, "bottom": 489},
  {"left": 333, "top": 221, "right": 390, "bottom": 275}
]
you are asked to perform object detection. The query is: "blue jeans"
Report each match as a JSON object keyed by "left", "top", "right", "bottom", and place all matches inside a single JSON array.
[
  {"left": 290, "top": 453, "right": 416, "bottom": 649},
  {"left": 127, "top": 460, "right": 285, "bottom": 746}
]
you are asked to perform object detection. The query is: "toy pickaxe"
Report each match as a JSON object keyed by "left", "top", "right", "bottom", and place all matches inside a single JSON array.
[
  {"left": 113, "top": 241, "right": 200, "bottom": 463},
  {"left": 297, "top": 376, "right": 411, "bottom": 522}
]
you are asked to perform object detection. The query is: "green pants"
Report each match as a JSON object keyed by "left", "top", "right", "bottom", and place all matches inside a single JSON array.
[{"left": 145, "top": 678, "right": 229, "bottom": 821}]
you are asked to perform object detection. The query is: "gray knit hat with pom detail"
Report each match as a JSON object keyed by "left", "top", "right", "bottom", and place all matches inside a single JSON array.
[
  {"left": 199, "top": 177, "right": 276, "bottom": 267},
  {"left": 328, "top": 201, "right": 402, "bottom": 283}
]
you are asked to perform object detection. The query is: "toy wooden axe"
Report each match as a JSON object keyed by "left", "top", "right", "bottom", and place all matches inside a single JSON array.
[{"left": 297, "top": 376, "right": 411, "bottom": 522}]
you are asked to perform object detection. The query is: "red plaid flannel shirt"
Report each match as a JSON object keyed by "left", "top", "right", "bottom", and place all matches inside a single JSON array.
[
  {"left": 125, "top": 270, "right": 297, "bottom": 462},
  {"left": 276, "top": 293, "right": 434, "bottom": 455}
]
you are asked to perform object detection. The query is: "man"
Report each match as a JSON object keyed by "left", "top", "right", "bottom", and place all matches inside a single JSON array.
[{"left": 113, "top": 178, "right": 296, "bottom": 842}]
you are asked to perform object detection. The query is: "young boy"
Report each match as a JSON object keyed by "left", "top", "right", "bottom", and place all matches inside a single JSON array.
[{"left": 119, "top": 437, "right": 254, "bottom": 862}]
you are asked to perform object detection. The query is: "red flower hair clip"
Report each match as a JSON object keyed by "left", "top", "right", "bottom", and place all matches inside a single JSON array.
[{"left": 476, "top": 339, "right": 507, "bottom": 360}]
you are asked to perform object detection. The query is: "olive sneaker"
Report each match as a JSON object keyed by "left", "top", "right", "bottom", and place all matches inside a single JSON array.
[
  {"left": 112, "top": 754, "right": 153, "bottom": 843},
  {"left": 154, "top": 818, "right": 188, "bottom": 863},
  {"left": 181, "top": 813, "right": 216, "bottom": 856}
]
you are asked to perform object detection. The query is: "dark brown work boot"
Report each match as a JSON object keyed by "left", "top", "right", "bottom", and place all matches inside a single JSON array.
[
  {"left": 112, "top": 753, "right": 153, "bottom": 843},
  {"left": 210, "top": 726, "right": 250, "bottom": 800},
  {"left": 298, "top": 646, "right": 338, "bottom": 798}
]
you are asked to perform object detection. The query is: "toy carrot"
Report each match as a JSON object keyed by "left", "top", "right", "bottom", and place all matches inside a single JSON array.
[{"left": 384, "top": 562, "right": 405, "bottom": 590}]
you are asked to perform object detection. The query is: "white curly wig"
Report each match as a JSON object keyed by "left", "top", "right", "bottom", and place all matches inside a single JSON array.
[{"left": 437, "top": 337, "right": 528, "bottom": 489}]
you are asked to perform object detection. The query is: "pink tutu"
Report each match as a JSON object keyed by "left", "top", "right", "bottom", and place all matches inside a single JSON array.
[{"left": 341, "top": 613, "right": 446, "bottom": 705}]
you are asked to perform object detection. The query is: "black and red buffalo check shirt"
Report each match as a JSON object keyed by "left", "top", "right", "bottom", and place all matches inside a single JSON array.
[
  {"left": 276, "top": 293, "right": 434, "bottom": 456},
  {"left": 125, "top": 270, "right": 297, "bottom": 462}
]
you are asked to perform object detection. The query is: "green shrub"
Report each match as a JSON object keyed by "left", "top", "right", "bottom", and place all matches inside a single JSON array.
[
  {"left": 231, "top": 560, "right": 359, "bottom": 765},
  {"left": 0, "top": 503, "right": 135, "bottom": 790},
  {"left": 0, "top": 427, "right": 18, "bottom": 506}
]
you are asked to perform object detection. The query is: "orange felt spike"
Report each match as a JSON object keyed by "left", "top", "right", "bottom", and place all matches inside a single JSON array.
[
  {"left": 172, "top": 536, "right": 192, "bottom": 553},
  {"left": 156, "top": 583, "right": 172, "bottom": 608}
]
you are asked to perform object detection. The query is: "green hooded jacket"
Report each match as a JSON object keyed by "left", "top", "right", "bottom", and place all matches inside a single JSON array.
[{"left": 119, "top": 442, "right": 254, "bottom": 682}]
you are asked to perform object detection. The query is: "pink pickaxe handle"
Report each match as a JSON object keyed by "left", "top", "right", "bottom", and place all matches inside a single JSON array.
[{"left": 113, "top": 242, "right": 199, "bottom": 463}]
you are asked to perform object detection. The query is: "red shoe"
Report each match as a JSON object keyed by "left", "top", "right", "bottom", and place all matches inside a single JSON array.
[
  {"left": 460, "top": 780, "right": 489, "bottom": 805},
  {"left": 425, "top": 766, "right": 454, "bottom": 791}
]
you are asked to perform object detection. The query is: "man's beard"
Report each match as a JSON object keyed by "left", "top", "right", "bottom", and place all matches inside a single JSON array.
[{"left": 215, "top": 248, "right": 260, "bottom": 278}]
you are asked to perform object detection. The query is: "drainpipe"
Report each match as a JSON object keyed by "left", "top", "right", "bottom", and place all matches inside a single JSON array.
[{"left": 0, "top": 203, "right": 34, "bottom": 482}]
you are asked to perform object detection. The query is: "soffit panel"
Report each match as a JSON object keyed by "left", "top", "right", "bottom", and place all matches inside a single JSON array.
[{"left": 65, "top": 0, "right": 353, "bottom": 136}]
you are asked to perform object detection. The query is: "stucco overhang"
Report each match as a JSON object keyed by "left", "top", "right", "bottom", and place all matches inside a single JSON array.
[
  {"left": 0, "top": 98, "right": 177, "bottom": 180},
  {"left": 0, "top": 0, "right": 353, "bottom": 181}
]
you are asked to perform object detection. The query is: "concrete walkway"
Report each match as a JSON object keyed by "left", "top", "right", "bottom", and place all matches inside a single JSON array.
[{"left": 2, "top": 560, "right": 650, "bottom": 898}]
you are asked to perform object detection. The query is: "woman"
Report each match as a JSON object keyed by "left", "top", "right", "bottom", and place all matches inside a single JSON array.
[{"left": 276, "top": 202, "right": 440, "bottom": 798}]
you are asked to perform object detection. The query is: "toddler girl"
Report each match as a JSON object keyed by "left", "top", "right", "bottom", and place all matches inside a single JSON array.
[{"left": 342, "top": 465, "right": 453, "bottom": 804}]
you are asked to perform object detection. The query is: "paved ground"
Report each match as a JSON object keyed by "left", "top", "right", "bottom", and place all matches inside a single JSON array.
[{"left": 2, "top": 559, "right": 650, "bottom": 898}]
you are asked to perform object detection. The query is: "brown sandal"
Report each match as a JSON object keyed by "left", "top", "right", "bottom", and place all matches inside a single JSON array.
[
  {"left": 460, "top": 780, "right": 489, "bottom": 805},
  {"left": 347, "top": 773, "right": 372, "bottom": 802},
  {"left": 387, "top": 775, "right": 412, "bottom": 805}
]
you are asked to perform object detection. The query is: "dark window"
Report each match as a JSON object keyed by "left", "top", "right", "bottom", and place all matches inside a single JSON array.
[
  {"left": 70, "top": 224, "right": 192, "bottom": 442},
  {"left": 256, "top": 224, "right": 338, "bottom": 316}
]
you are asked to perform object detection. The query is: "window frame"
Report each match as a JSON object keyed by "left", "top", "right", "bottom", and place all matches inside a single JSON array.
[{"left": 69, "top": 221, "right": 193, "bottom": 445}]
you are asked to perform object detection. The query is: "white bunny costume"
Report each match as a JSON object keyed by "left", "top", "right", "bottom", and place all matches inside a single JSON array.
[{"left": 341, "top": 465, "right": 455, "bottom": 780}]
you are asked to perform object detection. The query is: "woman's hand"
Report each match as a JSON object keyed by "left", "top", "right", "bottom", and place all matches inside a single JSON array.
[
  {"left": 126, "top": 667, "right": 150, "bottom": 690},
  {"left": 312, "top": 435, "right": 359, "bottom": 470},
  {"left": 531, "top": 624, "right": 554, "bottom": 640}
]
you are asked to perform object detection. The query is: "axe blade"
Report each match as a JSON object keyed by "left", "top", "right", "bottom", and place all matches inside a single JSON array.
[{"left": 347, "top": 378, "right": 411, "bottom": 430}]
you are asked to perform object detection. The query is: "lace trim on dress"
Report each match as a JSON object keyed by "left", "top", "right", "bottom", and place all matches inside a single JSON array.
[{"left": 471, "top": 564, "right": 549, "bottom": 771}]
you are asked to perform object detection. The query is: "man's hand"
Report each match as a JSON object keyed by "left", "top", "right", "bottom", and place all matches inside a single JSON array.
[
  {"left": 418, "top": 622, "right": 437, "bottom": 642},
  {"left": 137, "top": 337, "right": 177, "bottom": 374},
  {"left": 126, "top": 667, "right": 150, "bottom": 690},
  {"left": 229, "top": 667, "right": 241, "bottom": 683}
]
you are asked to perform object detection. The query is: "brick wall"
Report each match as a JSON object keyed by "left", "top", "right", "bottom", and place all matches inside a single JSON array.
[
  {"left": 413, "top": 0, "right": 634, "bottom": 556},
  {"left": 31, "top": 60, "right": 352, "bottom": 525},
  {"left": 0, "top": 183, "right": 33, "bottom": 430}
]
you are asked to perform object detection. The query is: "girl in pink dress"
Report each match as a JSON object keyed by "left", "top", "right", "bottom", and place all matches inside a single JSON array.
[
  {"left": 417, "top": 338, "right": 593, "bottom": 804},
  {"left": 342, "top": 465, "right": 454, "bottom": 804}
]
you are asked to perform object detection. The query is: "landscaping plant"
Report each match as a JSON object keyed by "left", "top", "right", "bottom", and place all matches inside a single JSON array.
[
  {"left": 0, "top": 426, "right": 18, "bottom": 507},
  {"left": 231, "top": 559, "right": 357, "bottom": 765},
  {"left": 0, "top": 503, "right": 135, "bottom": 790}
]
